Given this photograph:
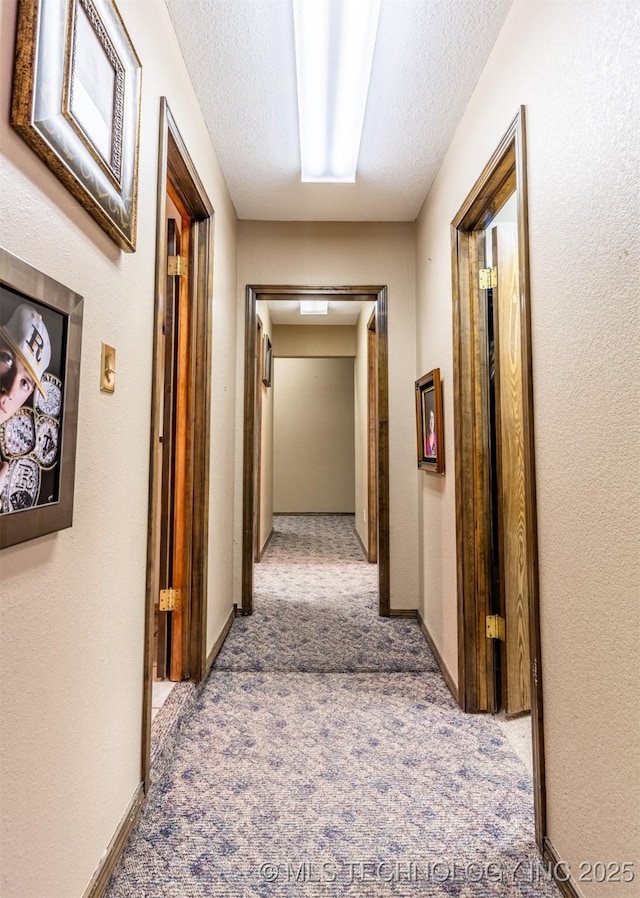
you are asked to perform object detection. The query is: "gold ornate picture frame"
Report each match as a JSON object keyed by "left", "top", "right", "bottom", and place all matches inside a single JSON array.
[{"left": 11, "top": 0, "right": 142, "bottom": 251}]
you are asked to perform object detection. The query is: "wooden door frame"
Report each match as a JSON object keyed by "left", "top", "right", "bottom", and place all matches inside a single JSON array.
[
  {"left": 241, "top": 285, "right": 390, "bottom": 616},
  {"left": 451, "top": 107, "right": 545, "bottom": 846},
  {"left": 451, "top": 106, "right": 547, "bottom": 849},
  {"left": 142, "top": 98, "right": 214, "bottom": 790},
  {"left": 367, "top": 309, "right": 378, "bottom": 563},
  {"left": 253, "top": 316, "right": 264, "bottom": 562},
  {"left": 154, "top": 212, "right": 181, "bottom": 681}
]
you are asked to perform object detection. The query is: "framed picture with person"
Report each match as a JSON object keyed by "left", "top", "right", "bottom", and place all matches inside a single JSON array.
[
  {"left": 0, "top": 247, "right": 83, "bottom": 548},
  {"left": 415, "top": 367, "right": 444, "bottom": 474}
]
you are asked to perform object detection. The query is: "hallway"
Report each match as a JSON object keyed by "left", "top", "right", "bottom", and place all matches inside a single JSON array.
[{"left": 105, "top": 516, "right": 558, "bottom": 897}]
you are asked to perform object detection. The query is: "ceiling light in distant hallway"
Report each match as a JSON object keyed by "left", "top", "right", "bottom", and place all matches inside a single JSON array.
[
  {"left": 300, "top": 300, "right": 329, "bottom": 315},
  {"left": 293, "top": 0, "right": 381, "bottom": 182}
]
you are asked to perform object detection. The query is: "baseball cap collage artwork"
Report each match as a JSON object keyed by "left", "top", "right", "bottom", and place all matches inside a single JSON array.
[{"left": 0, "top": 286, "right": 65, "bottom": 516}]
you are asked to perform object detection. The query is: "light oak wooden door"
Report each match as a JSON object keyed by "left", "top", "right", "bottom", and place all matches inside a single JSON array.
[
  {"left": 158, "top": 184, "right": 193, "bottom": 682},
  {"left": 491, "top": 222, "right": 530, "bottom": 716},
  {"left": 144, "top": 99, "right": 215, "bottom": 788},
  {"left": 155, "top": 216, "right": 177, "bottom": 679}
]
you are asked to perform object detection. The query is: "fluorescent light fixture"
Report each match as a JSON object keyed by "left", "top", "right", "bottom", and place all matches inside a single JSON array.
[
  {"left": 300, "top": 299, "right": 329, "bottom": 315},
  {"left": 293, "top": 0, "right": 382, "bottom": 182}
]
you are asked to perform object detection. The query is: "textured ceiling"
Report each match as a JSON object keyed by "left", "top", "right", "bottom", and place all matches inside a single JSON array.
[{"left": 166, "top": 0, "right": 513, "bottom": 221}]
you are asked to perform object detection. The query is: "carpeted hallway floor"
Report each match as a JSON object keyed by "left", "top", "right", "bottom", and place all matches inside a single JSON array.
[{"left": 105, "top": 515, "right": 559, "bottom": 897}]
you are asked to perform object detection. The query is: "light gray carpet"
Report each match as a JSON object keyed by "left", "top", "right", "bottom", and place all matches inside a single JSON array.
[
  {"left": 215, "top": 516, "right": 439, "bottom": 673},
  {"left": 106, "top": 515, "right": 559, "bottom": 897}
]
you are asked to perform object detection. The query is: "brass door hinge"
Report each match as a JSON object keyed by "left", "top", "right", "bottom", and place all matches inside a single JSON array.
[
  {"left": 167, "top": 255, "right": 187, "bottom": 277},
  {"left": 159, "top": 587, "right": 182, "bottom": 612},
  {"left": 486, "top": 614, "right": 505, "bottom": 640},
  {"left": 479, "top": 266, "right": 497, "bottom": 289}
]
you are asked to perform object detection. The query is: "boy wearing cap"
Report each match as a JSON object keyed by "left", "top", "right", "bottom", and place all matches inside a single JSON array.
[
  {"left": 0, "top": 302, "right": 51, "bottom": 424},
  {"left": 0, "top": 303, "right": 51, "bottom": 491}
]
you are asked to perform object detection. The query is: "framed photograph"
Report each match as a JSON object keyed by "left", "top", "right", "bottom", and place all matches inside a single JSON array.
[
  {"left": 11, "top": 0, "right": 142, "bottom": 251},
  {"left": 262, "top": 333, "right": 272, "bottom": 387},
  {"left": 0, "top": 247, "right": 83, "bottom": 549},
  {"left": 415, "top": 367, "right": 444, "bottom": 474}
]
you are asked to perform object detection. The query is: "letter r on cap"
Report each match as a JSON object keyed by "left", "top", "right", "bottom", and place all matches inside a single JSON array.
[{"left": 26, "top": 325, "right": 45, "bottom": 362}]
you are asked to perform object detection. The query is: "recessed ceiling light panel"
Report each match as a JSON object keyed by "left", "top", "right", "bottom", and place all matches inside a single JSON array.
[
  {"left": 300, "top": 299, "right": 329, "bottom": 315},
  {"left": 294, "top": 0, "right": 382, "bottom": 183}
]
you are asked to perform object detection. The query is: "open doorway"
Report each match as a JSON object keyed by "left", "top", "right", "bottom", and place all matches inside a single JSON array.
[
  {"left": 451, "top": 107, "right": 546, "bottom": 848},
  {"left": 272, "top": 354, "right": 356, "bottom": 517},
  {"left": 141, "top": 99, "right": 214, "bottom": 790},
  {"left": 242, "top": 286, "right": 390, "bottom": 617}
]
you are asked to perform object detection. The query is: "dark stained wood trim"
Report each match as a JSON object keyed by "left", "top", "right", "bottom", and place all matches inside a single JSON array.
[
  {"left": 248, "top": 286, "right": 380, "bottom": 297},
  {"left": 451, "top": 107, "right": 545, "bottom": 847},
  {"left": 367, "top": 309, "right": 378, "bottom": 562},
  {"left": 83, "top": 784, "right": 144, "bottom": 898},
  {"left": 452, "top": 137, "right": 516, "bottom": 232},
  {"left": 416, "top": 611, "right": 460, "bottom": 704},
  {"left": 376, "top": 287, "right": 390, "bottom": 616},
  {"left": 143, "top": 97, "right": 214, "bottom": 789},
  {"left": 254, "top": 317, "right": 264, "bottom": 563},
  {"left": 241, "top": 286, "right": 390, "bottom": 617},
  {"left": 241, "top": 287, "right": 258, "bottom": 614},
  {"left": 190, "top": 212, "right": 214, "bottom": 683},
  {"left": 542, "top": 838, "right": 581, "bottom": 898},
  {"left": 205, "top": 607, "right": 235, "bottom": 675},
  {"left": 389, "top": 608, "right": 460, "bottom": 705}
]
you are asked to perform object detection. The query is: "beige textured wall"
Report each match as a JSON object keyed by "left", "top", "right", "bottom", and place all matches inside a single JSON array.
[
  {"left": 0, "top": 2, "right": 238, "bottom": 895},
  {"left": 273, "top": 357, "right": 355, "bottom": 512},
  {"left": 256, "top": 302, "right": 274, "bottom": 551},
  {"left": 354, "top": 303, "right": 375, "bottom": 548},
  {"left": 415, "top": 0, "right": 639, "bottom": 890},
  {"left": 236, "top": 222, "right": 418, "bottom": 609},
  {"left": 273, "top": 325, "right": 356, "bottom": 357}
]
